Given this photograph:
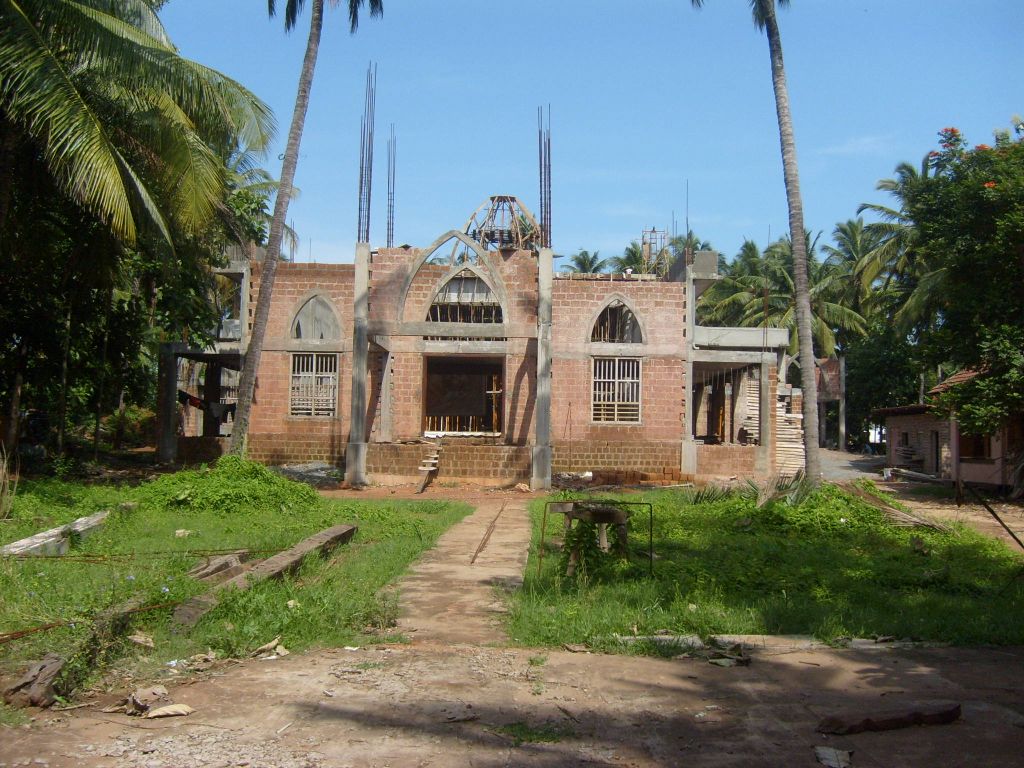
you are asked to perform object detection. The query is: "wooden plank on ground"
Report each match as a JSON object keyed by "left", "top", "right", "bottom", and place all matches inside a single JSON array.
[{"left": 173, "top": 524, "right": 356, "bottom": 627}]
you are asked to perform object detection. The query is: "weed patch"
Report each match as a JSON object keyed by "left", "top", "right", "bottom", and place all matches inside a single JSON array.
[
  {"left": 509, "top": 484, "right": 1024, "bottom": 650},
  {"left": 0, "top": 457, "right": 469, "bottom": 696},
  {"left": 494, "top": 721, "right": 572, "bottom": 746}
]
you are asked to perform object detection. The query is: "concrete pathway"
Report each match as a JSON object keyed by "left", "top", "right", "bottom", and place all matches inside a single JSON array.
[{"left": 396, "top": 499, "right": 532, "bottom": 644}]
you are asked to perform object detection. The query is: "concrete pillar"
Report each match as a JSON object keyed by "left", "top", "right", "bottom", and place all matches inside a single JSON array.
[
  {"left": 202, "top": 363, "right": 222, "bottom": 437},
  {"left": 531, "top": 247, "right": 553, "bottom": 490},
  {"left": 755, "top": 357, "right": 772, "bottom": 473},
  {"left": 838, "top": 355, "right": 847, "bottom": 451},
  {"left": 157, "top": 342, "right": 186, "bottom": 463},
  {"left": 681, "top": 269, "right": 697, "bottom": 475},
  {"left": 379, "top": 352, "right": 393, "bottom": 443},
  {"left": 345, "top": 243, "right": 370, "bottom": 485}
]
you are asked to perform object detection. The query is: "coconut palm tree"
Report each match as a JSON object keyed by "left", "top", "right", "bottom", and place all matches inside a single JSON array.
[
  {"left": 857, "top": 157, "right": 946, "bottom": 333},
  {"left": 230, "top": 0, "right": 383, "bottom": 454},
  {"left": 0, "top": 0, "right": 273, "bottom": 245},
  {"left": 567, "top": 249, "right": 607, "bottom": 273},
  {"left": 700, "top": 234, "right": 865, "bottom": 365},
  {"left": 690, "top": 0, "right": 821, "bottom": 480},
  {"left": 821, "top": 218, "right": 884, "bottom": 319},
  {"left": 610, "top": 241, "right": 655, "bottom": 274}
]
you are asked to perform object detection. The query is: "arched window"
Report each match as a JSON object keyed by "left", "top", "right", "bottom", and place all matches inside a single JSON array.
[
  {"left": 591, "top": 300, "right": 642, "bottom": 343},
  {"left": 291, "top": 296, "right": 340, "bottom": 340},
  {"left": 426, "top": 270, "right": 503, "bottom": 324}
]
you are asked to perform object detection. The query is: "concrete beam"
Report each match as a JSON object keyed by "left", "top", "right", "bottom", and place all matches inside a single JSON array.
[
  {"left": 422, "top": 340, "right": 509, "bottom": 355},
  {"left": 693, "top": 349, "right": 778, "bottom": 365},
  {"left": 693, "top": 325, "right": 790, "bottom": 350},
  {"left": 367, "top": 320, "right": 536, "bottom": 339}
]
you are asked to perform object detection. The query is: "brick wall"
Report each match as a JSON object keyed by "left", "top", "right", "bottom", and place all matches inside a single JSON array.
[
  {"left": 247, "top": 262, "right": 355, "bottom": 462},
  {"left": 366, "top": 442, "right": 530, "bottom": 483},
  {"left": 552, "top": 440, "right": 681, "bottom": 475},
  {"left": 550, "top": 277, "right": 686, "bottom": 448},
  {"left": 885, "top": 413, "right": 951, "bottom": 477},
  {"left": 697, "top": 444, "right": 757, "bottom": 477}
]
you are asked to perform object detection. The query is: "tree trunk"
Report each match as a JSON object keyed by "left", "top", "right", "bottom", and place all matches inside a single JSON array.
[
  {"left": 56, "top": 302, "right": 72, "bottom": 455},
  {"left": 93, "top": 285, "right": 114, "bottom": 460},
  {"left": 4, "top": 343, "right": 27, "bottom": 451},
  {"left": 229, "top": 0, "right": 325, "bottom": 455},
  {"left": 112, "top": 387, "right": 127, "bottom": 451},
  {"left": 762, "top": 5, "right": 821, "bottom": 482}
]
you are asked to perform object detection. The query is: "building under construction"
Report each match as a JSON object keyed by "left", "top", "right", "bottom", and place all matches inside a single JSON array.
[{"left": 158, "top": 195, "right": 802, "bottom": 487}]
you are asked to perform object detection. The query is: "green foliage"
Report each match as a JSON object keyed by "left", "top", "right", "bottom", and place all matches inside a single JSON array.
[
  {"left": 137, "top": 455, "right": 321, "bottom": 517},
  {"left": 510, "top": 486, "right": 1024, "bottom": 650},
  {"left": 0, "top": 463, "right": 470, "bottom": 692},
  {"left": 935, "top": 326, "right": 1024, "bottom": 436},
  {"left": 844, "top": 320, "right": 921, "bottom": 443}
]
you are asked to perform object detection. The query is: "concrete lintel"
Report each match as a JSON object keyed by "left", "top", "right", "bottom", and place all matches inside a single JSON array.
[
  {"left": 553, "top": 343, "right": 685, "bottom": 361},
  {"left": 693, "top": 349, "right": 777, "bottom": 365},
  {"left": 368, "top": 320, "right": 536, "bottom": 339},
  {"left": 421, "top": 340, "right": 508, "bottom": 355},
  {"left": 261, "top": 339, "right": 351, "bottom": 354},
  {"left": 693, "top": 325, "right": 789, "bottom": 350}
]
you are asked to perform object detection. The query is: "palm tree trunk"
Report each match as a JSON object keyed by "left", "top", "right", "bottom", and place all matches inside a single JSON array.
[
  {"left": 762, "top": 4, "right": 821, "bottom": 481},
  {"left": 4, "top": 343, "right": 27, "bottom": 451},
  {"left": 56, "top": 301, "right": 72, "bottom": 455},
  {"left": 229, "top": 0, "right": 325, "bottom": 455},
  {"left": 93, "top": 284, "right": 113, "bottom": 460}
]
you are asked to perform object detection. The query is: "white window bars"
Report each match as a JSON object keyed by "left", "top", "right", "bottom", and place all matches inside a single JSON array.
[
  {"left": 592, "top": 357, "right": 641, "bottom": 423},
  {"left": 290, "top": 353, "right": 338, "bottom": 417}
]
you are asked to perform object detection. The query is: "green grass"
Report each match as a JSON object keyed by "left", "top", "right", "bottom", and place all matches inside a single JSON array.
[
  {"left": 0, "top": 456, "right": 470, "bottom": 692},
  {"left": 0, "top": 476, "right": 130, "bottom": 545},
  {"left": 508, "top": 484, "right": 1024, "bottom": 651},
  {"left": 494, "top": 721, "right": 572, "bottom": 746}
]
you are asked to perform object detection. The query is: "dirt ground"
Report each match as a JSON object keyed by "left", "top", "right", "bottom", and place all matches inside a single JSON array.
[
  {"left": 4, "top": 473, "right": 1024, "bottom": 767},
  {"left": 3, "top": 642, "right": 1023, "bottom": 768}
]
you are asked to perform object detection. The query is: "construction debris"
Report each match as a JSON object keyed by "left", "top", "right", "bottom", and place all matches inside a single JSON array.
[
  {"left": 173, "top": 524, "right": 356, "bottom": 627},
  {"left": 818, "top": 701, "right": 961, "bottom": 734},
  {"left": 2, "top": 654, "right": 65, "bottom": 708},
  {"left": 814, "top": 746, "right": 853, "bottom": 768}
]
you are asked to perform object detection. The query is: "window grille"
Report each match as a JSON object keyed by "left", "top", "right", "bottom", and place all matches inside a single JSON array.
[
  {"left": 426, "top": 270, "right": 502, "bottom": 340},
  {"left": 290, "top": 353, "right": 338, "bottom": 417},
  {"left": 591, "top": 301, "right": 642, "bottom": 343},
  {"left": 592, "top": 357, "right": 641, "bottom": 423}
]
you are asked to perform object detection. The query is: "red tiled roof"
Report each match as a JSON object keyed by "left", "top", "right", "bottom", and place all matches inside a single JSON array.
[
  {"left": 871, "top": 404, "right": 930, "bottom": 418},
  {"left": 928, "top": 369, "right": 980, "bottom": 395}
]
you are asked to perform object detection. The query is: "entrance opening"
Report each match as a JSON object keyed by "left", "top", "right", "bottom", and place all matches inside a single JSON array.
[{"left": 424, "top": 357, "right": 503, "bottom": 436}]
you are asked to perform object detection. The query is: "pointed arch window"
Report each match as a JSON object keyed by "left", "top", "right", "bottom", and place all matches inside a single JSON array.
[
  {"left": 426, "top": 270, "right": 503, "bottom": 324},
  {"left": 291, "top": 296, "right": 340, "bottom": 341},
  {"left": 591, "top": 300, "right": 642, "bottom": 343}
]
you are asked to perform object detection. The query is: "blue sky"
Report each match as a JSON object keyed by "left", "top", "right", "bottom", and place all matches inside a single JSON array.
[{"left": 162, "top": 0, "right": 1022, "bottom": 264}]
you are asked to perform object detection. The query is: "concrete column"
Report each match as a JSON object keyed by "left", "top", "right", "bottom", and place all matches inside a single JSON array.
[
  {"left": 345, "top": 243, "right": 370, "bottom": 485},
  {"left": 838, "top": 355, "right": 847, "bottom": 451},
  {"left": 379, "top": 352, "right": 393, "bottom": 443},
  {"left": 531, "top": 247, "right": 553, "bottom": 490},
  {"left": 202, "top": 363, "right": 222, "bottom": 437},
  {"left": 156, "top": 342, "right": 186, "bottom": 463},
  {"left": 681, "top": 270, "right": 697, "bottom": 475},
  {"left": 755, "top": 357, "right": 772, "bottom": 473}
]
